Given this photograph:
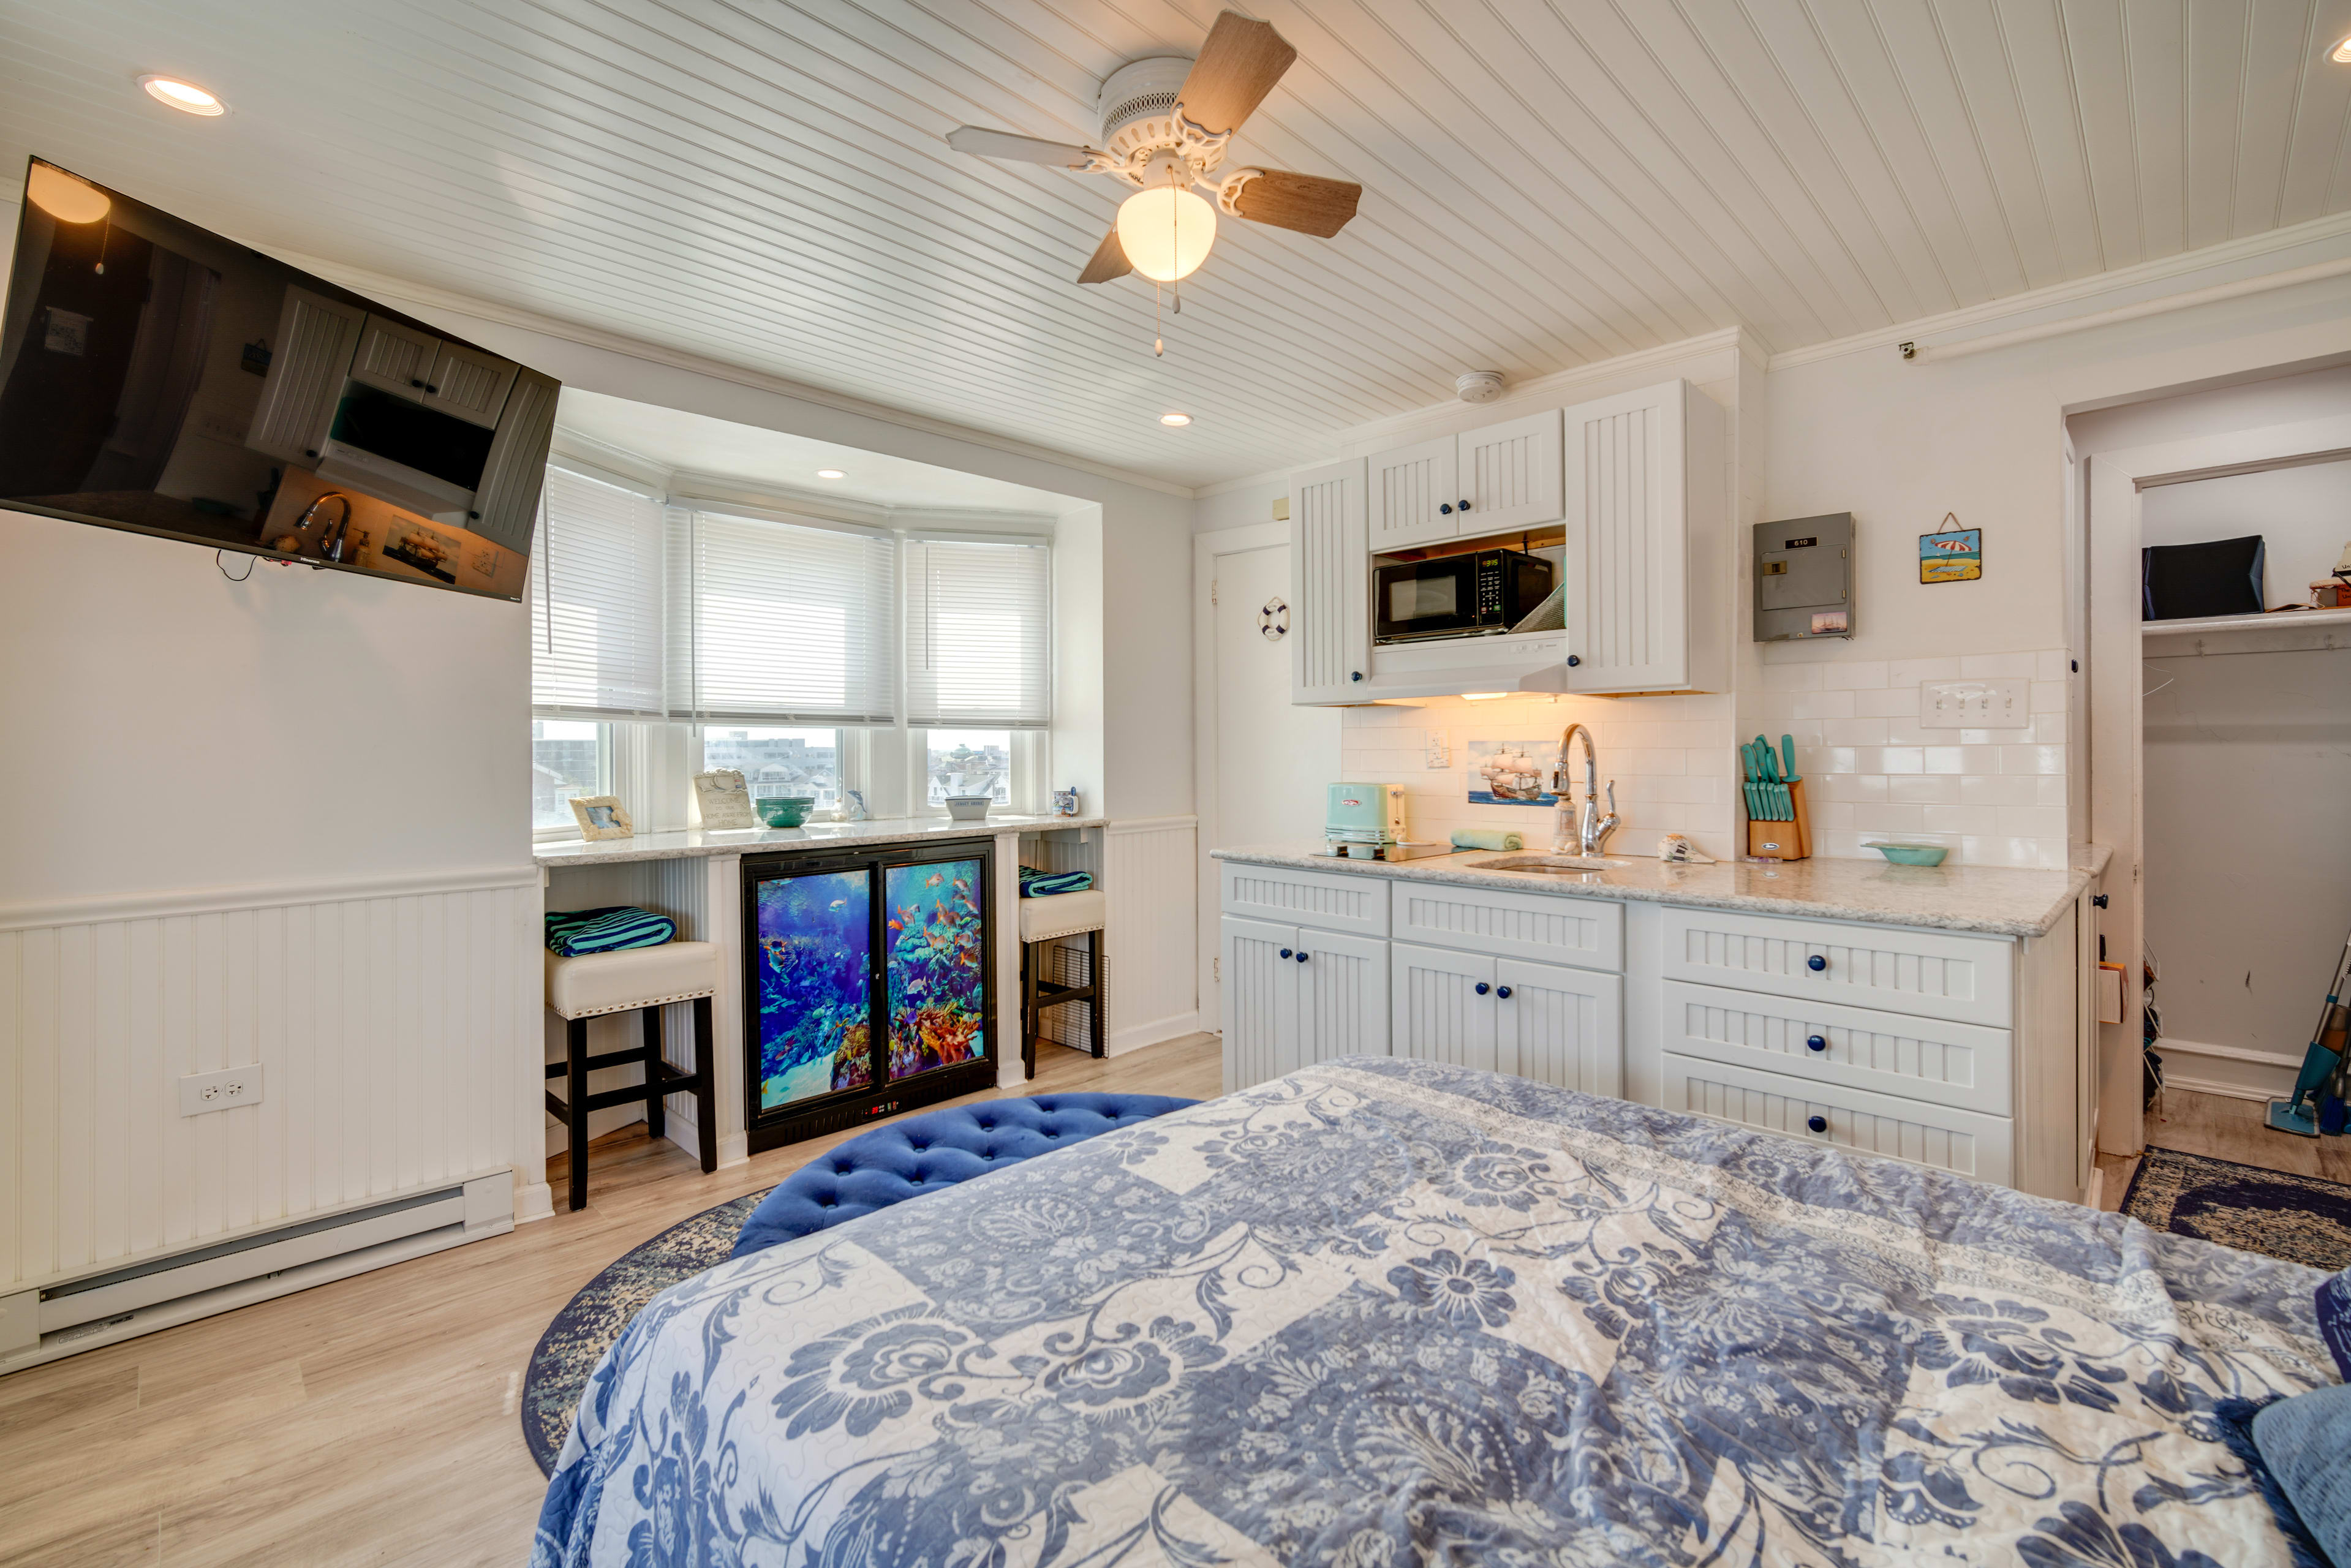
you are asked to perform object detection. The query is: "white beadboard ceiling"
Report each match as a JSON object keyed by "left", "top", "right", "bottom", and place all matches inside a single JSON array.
[{"left": 3, "top": 0, "right": 2350, "bottom": 488}]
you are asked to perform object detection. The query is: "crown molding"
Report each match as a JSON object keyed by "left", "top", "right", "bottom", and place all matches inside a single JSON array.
[{"left": 1766, "top": 208, "right": 2351, "bottom": 372}]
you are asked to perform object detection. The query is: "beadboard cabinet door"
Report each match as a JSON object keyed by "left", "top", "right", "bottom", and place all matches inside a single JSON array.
[
  {"left": 1220, "top": 916, "right": 1387, "bottom": 1090},
  {"left": 1289, "top": 456, "right": 1370, "bottom": 704},
  {"left": 1459, "top": 408, "right": 1563, "bottom": 532},
  {"left": 1296, "top": 927, "right": 1390, "bottom": 1068},
  {"left": 246, "top": 287, "right": 364, "bottom": 465},
  {"left": 422, "top": 341, "right": 519, "bottom": 428},
  {"left": 1366, "top": 435, "right": 1459, "bottom": 550},
  {"left": 349, "top": 314, "right": 442, "bottom": 399},
  {"left": 1392, "top": 942, "right": 1621, "bottom": 1091},
  {"left": 1391, "top": 941, "right": 1500, "bottom": 1072},
  {"left": 1221, "top": 915, "right": 1300, "bottom": 1091}
]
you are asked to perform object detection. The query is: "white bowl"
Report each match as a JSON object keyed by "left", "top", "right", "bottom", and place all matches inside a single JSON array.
[{"left": 943, "top": 795, "right": 992, "bottom": 823}]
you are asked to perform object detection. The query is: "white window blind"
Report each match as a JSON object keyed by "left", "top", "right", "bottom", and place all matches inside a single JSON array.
[
  {"left": 903, "top": 535, "right": 1052, "bottom": 728},
  {"left": 668, "top": 508, "right": 897, "bottom": 726},
  {"left": 529, "top": 466, "right": 665, "bottom": 719}
]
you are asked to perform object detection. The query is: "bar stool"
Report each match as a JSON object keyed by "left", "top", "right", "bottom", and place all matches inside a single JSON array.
[
  {"left": 1019, "top": 889, "right": 1106, "bottom": 1079},
  {"left": 544, "top": 940, "right": 721, "bottom": 1212}
]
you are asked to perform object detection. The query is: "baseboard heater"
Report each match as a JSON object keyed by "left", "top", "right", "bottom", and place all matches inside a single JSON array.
[{"left": 1, "top": 1170, "right": 514, "bottom": 1375}]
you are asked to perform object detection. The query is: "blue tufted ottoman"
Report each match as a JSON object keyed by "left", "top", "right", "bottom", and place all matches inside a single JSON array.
[{"left": 730, "top": 1092, "right": 1199, "bottom": 1260}]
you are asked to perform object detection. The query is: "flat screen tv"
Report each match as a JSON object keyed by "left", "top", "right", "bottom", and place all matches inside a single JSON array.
[{"left": 0, "top": 159, "right": 557, "bottom": 600}]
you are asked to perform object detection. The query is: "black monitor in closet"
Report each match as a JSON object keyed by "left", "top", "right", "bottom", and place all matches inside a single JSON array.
[{"left": 2143, "top": 535, "right": 2266, "bottom": 621}]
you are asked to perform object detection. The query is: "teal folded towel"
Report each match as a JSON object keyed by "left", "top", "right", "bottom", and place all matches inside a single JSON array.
[
  {"left": 1019, "top": 865, "right": 1094, "bottom": 897},
  {"left": 545, "top": 906, "right": 676, "bottom": 957},
  {"left": 1451, "top": 829, "right": 1524, "bottom": 852}
]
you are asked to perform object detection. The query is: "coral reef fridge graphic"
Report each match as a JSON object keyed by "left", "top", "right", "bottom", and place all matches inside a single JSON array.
[
  {"left": 885, "top": 858, "right": 986, "bottom": 1081},
  {"left": 753, "top": 869, "right": 873, "bottom": 1110}
]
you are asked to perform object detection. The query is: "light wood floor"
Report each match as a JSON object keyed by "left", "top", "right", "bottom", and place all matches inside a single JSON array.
[
  {"left": 2093, "top": 1086, "right": 2351, "bottom": 1210},
  {"left": 0, "top": 1034, "right": 1222, "bottom": 1568}
]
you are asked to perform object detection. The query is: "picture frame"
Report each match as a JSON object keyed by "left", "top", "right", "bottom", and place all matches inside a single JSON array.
[
  {"left": 568, "top": 795, "right": 635, "bottom": 842},
  {"left": 1919, "top": 524, "right": 1982, "bottom": 584},
  {"left": 692, "top": 769, "right": 758, "bottom": 831}
]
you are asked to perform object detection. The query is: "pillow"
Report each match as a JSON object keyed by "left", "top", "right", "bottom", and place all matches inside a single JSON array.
[
  {"left": 2319, "top": 1270, "right": 2351, "bottom": 1382},
  {"left": 2253, "top": 1383, "right": 2351, "bottom": 1566},
  {"left": 1019, "top": 865, "right": 1093, "bottom": 898},
  {"left": 545, "top": 906, "right": 676, "bottom": 957}
]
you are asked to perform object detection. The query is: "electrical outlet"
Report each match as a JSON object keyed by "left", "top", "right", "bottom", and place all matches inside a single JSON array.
[
  {"left": 1425, "top": 733, "right": 1451, "bottom": 768},
  {"left": 1919, "top": 677, "right": 2027, "bottom": 729},
  {"left": 179, "top": 1065, "right": 265, "bottom": 1117}
]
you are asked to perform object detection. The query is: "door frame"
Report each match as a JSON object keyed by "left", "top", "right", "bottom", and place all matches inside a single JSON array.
[
  {"left": 2084, "top": 409, "right": 2351, "bottom": 1158},
  {"left": 1193, "top": 520, "right": 1297, "bottom": 1037}
]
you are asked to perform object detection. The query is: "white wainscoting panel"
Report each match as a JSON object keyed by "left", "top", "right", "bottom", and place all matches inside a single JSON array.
[
  {"left": 0, "top": 869, "right": 542, "bottom": 1292},
  {"left": 1104, "top": 818, "right": 1199, "bottom": 1053}
]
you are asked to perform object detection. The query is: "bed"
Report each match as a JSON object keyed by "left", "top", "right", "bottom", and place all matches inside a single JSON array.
[{"left": 531, "top": 1057, "right": 2330, "bottom": 1566}]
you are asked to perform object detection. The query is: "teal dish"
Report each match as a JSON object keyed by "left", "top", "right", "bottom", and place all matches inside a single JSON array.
[
  {"left": 756, "top": 796, "right": 817, "bottom": 829},
  {"left": 1864, "top": 842, "right": 1949, "bottom": 867}
]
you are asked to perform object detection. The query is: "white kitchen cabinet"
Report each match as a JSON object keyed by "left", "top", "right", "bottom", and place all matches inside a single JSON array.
[
  {"left": 246, "top": 286, "right": 365, "bottom": 466},
  {"left": 470, "top": 368, "right": 560, "bottom": 552},
  {"left": 1562, "top": 379, "right": 1726, "bottom": 695},
  {"left": 1391, "top": 941, "right": 1622, "bottom": 1095},
  {"left": 1289, "top": 456, "right": 1370, "bottom": 703},
  {"left": 1220, "top": 914, "right": 1387, "bottom": 1092},
  {"left": 1661, "top": 1052, "right": 2015, "bottom": 1186},
  {"left": 349, "top": 314, "right": 443, "bottom": 399},
  {"left": 1366, "top": 435, "right": 1457, "bottom": 550},
  {"left": 423, "top": 341, "right": 519, "bottom": 428},
  {"left": 1364, "top": 408, "right": 1564, "bottom": 552}
]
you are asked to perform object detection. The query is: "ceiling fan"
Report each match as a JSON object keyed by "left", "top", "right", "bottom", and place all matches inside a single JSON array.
[{"left": 945, "top": 11, "right": 1362, "bottom": 291}]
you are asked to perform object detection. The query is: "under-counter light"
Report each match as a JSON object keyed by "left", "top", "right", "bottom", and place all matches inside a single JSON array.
[
  {"left": 815, "top": 469, "right": 845, "bottom": 479},
  {"left": 1160, "top": 413, "right": 1191, "bottom": 426},
  {"left": 1460, "top": 692, "right": 1509, "bottom": 701},
  {"left": 26, "top": 163, "right": 110, "bottom": 224},
  {"left": 140, "top": 75, "right": 225, "bottom": 115}
]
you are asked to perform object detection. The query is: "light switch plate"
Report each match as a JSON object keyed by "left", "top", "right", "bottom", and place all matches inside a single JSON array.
[
  {"left": 179, "top": 1065, "right": 264, "bottom": 1117},
  {"left": 1425, "top": 734, "right": 1451, "bottom": 768},
  {"left": 1920, "top": 677, "right": 2027, "bottom": 728}
]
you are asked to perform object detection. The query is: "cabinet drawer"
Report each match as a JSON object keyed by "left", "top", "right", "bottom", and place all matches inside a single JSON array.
[
  {"left": 1661, "top": 907, "right": 2012, "bottom": 1027},
  {"left": 1661, "top": 1052, "right": 2013, "bottom": 1186},
  {"left": 1663, "top": 981, "right": 2011, "bottom": 1116},
  {"left": 1221, "top": 862, "right": 1388, "bottom": 938},
  {"left": 1391, "top": 881, "right": 1621, "bottom": 970}
]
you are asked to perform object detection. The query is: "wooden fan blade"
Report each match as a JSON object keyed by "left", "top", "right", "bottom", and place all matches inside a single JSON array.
[
  {"left": 945, "top": 126, "right": 1095, "bottom": 169},
  {"left": 1177, "top": 12, "right": 1297, "bottom": 135},
  {"left": 1077, "top": 225, "right": 1132, "bottom": 284},
  {"left": 1231, "top": 170, "right": 1361, "bottom": 238}
]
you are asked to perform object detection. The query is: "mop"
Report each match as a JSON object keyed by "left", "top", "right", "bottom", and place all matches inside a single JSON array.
[{"left": 2268, "top": 928, "right": 2351, "bottom": 1137}]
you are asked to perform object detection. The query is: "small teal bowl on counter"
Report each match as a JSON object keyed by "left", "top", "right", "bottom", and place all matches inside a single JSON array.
[
  {"left": 1864, "top": 842, "right": 1949, "bottom": 867},
  {"left": 755, "top": 796, "right": 817, "bottom": 829}
]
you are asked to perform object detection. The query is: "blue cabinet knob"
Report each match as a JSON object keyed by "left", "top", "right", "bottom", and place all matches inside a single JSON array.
[
  {"left": 1496, "top": 986, "right": 1512, "bottom": 998},
  {"left": 1566, "top": 654, "right": 1580, "bottom": 667},
  {"left": 1806, "top": 954, "right": 1828, "bottom": 972},
  {"left": 1458, "top": 498, "right": 1471, "bottom": 511},
  {"left": 1474, "top": 981, "right": 1490, "bottom": 995},
  {"left": 1439, "top": 502, "right": 1454, "bottom": 514},
  {"left": 1296, "top": 950, "right": 1309, "bottom": 963},
  {"left": 1806, "top": 1035, "right": 1827, "bottom": 1052},
  {"left": 1351, "top": 671, "right": 1364, "bottom": 682},
  {"left": 1279, "top": 948, "right": 1292, "bottom": 959},
  {"left": 1806, "top": 1114, "right": 1827, "bottom": 1134}
]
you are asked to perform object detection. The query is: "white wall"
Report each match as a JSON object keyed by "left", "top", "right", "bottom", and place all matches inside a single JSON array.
[{"left": 2138, "top": 459, "right": 2351, "bottom": 606}]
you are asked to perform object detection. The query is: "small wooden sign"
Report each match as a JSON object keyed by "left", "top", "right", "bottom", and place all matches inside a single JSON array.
[
  {"left": 1920, "top": 519, "right": 1982, "bottom": 584},
  {"left": 692, "top": 769, "right": 758, "bottom": 830}
]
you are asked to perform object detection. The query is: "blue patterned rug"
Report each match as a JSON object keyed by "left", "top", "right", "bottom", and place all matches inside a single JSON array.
[
  {"left": 521, "top": 1188, "right": 771, "bottom": 1477},
  {"left": 2121, "top": 1146, "right": 2351, "bottom": 1271}
]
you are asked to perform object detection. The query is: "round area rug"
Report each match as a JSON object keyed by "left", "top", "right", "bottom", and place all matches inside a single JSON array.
[
  {"left": 2121, "top": 1147, "right": 2351, "bottom": 1272},
  {"left": 521, "top": 1188, "right": 771, "bottom": 1477}
]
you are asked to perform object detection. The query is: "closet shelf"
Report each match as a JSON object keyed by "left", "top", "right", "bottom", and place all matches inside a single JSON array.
[{"left": 2142, "top": 605, "right": 2351, "bottom": 655}]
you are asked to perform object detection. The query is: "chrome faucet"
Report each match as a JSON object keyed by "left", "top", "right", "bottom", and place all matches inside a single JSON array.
[{"left": 1552, "top": 723, "right": 1620, "bottom": 858}]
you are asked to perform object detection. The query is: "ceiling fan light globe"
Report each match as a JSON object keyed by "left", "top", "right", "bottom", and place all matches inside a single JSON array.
[
  {"left": 1115, "top": 186, "right": 1217, "bottom": 281},
  {"left": 26, "top": 164, "right": 110, "bottom": 224}
]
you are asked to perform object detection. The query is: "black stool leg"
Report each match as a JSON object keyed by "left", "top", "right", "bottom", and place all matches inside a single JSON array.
[
  {"left": 1088, "top": 928, "right": 1105, "bottom": 1060},
  {"left": 692, "top": 996, "right": 717, "bottom": 1174},
  {"left": 643, "top": 1005, "right": 666, "bottom": 1144},
  {"left": 565, "top": 1016, "right": 590, "bottom": 1212},
  {"left": 1022, "top": 940, "right": 1038, "bottom": 1080}
]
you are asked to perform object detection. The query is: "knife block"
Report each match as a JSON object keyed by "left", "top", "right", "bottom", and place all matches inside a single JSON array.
[{"left": 1746, "top": 778, "right": 1811, "bottom": 861}]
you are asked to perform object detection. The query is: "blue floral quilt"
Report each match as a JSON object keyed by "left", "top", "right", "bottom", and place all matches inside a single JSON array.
[{"left": 531, "top": 1058, "right": 2332, "bottom": 1566}]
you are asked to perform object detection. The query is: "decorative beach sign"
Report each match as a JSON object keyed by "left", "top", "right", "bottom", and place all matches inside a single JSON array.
[
  {"left": 1467, "top": 740, "right": 1558, "bottom": 807},
  {"left": 1919, "top": 514, "right": 1982, "bottom": 584}
]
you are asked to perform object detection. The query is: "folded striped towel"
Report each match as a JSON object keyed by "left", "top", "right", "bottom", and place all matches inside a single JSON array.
[
  {"left": 1019, "top": 866, "right": 1094, "bottom": 898},
  {"left": 545, "top": 906, "right": 676, "bottom": 957}
]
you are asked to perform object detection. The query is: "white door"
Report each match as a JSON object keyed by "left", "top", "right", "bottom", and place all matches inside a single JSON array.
[
  {"left": 1296, "top": 927, "right": 1389, "bottom": 1066},
  {"left": 1498, "top": 956, "right": 1622, "bottom": 1095},
  {"left": 1460, "top": 409, "right": 1563, "bottom": 532},
  {"left": 423, "top": 341, "right": 520, "bottom": 428},
  {"left": 349, "top": 314, "right": 442, "bottom": 400},
  {"left": 1216, "top": 543, "right": 1340, "bottom": 848},
  {"left": 1564, "top": 382, "right": 1688, "bottom": 693},
  {"left": 1290, "top": 458, "right": 1370, "bottom": 703},
  {"left": 1220, "top": 915, "right": 1298, "bottom": 1091},
  {"left": 1367, "top": 434, "right": 1460, "bottom": 550},
  {"left": 246, "top": 286, "right": 364, "bottom": 465},
  {"left": 1391, "top": 940, "right": 1498, "bottom": 1070}
]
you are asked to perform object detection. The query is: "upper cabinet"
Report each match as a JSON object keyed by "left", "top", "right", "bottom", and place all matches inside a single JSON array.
[
  {"left": 1561, "top": 380, "right": 1726, "bottom": 695},
  {"left": 1289, "top": 456, "right": 1370, "bottom": 703},
  {"left": 350, "top": 314, "right": 518, "bottom": 429},
  {"left": 246, "top": 287, "right": 366, "bottom": 466},
  {"left": 1366, "top": 407, "right": 1563, "bottom": 549}
]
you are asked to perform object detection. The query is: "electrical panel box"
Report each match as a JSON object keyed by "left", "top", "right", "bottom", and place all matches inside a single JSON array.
[{"left": 1755, "top": 513, "right": 1854, "bottom": 641}]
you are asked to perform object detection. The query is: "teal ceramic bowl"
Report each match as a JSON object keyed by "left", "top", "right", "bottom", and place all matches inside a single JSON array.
[
  {"left": 755, "top": 796, "right": 817, "bottom": 829},
  {"left": 1864, "top": 841, "right": 1949, "bottom": 867}
]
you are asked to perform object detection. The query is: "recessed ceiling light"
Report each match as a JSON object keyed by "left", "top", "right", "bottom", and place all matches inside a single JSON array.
[
  {"left": 2334, "top": 34, "right": 2351, "bottom": 62},
  {"left": 139, "top": 75, "right": 225, "bottom": 115},
  {"left": 1160, "top": 412, "right": 1191, "bottom": 426},
  {"left": 815, "top": 469, "right": 845, "bottom": 479}
]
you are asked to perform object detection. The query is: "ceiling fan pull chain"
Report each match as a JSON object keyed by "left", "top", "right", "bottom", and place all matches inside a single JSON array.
[{"left": 1153, "top": 281, "right": 1164, "bottom": 357}]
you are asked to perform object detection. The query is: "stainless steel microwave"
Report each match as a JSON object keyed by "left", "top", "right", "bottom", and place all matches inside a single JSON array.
[{"left": 1373, "top": 549, "right": 1555, "bottom": 643}]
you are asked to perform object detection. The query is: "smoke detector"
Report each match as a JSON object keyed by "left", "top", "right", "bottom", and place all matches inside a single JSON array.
[{"left": 1455, "top": 370, "right": 1506, "bottom": 404}]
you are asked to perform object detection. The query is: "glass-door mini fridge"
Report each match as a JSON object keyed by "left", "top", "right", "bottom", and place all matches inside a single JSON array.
[{"left": 741, "top": 840, "right": 995, "bottom": 1150}]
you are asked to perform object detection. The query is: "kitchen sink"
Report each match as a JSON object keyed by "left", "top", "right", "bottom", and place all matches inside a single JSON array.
[{"left": 1466, "top": 853, "right": 1631, "bottom": 874}]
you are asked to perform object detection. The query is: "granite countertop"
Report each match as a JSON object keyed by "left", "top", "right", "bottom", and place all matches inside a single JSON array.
[
  {"left": 538, "top": 814, "right": 1105, "bottom": 869},
  {"left": 1210, "top": 843, "right": 2112, "bottom": 938}
]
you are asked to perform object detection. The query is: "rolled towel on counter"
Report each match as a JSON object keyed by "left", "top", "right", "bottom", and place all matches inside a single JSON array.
[{"left": 1450, "top": 829, "right": 1524, "bottom": 853}]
